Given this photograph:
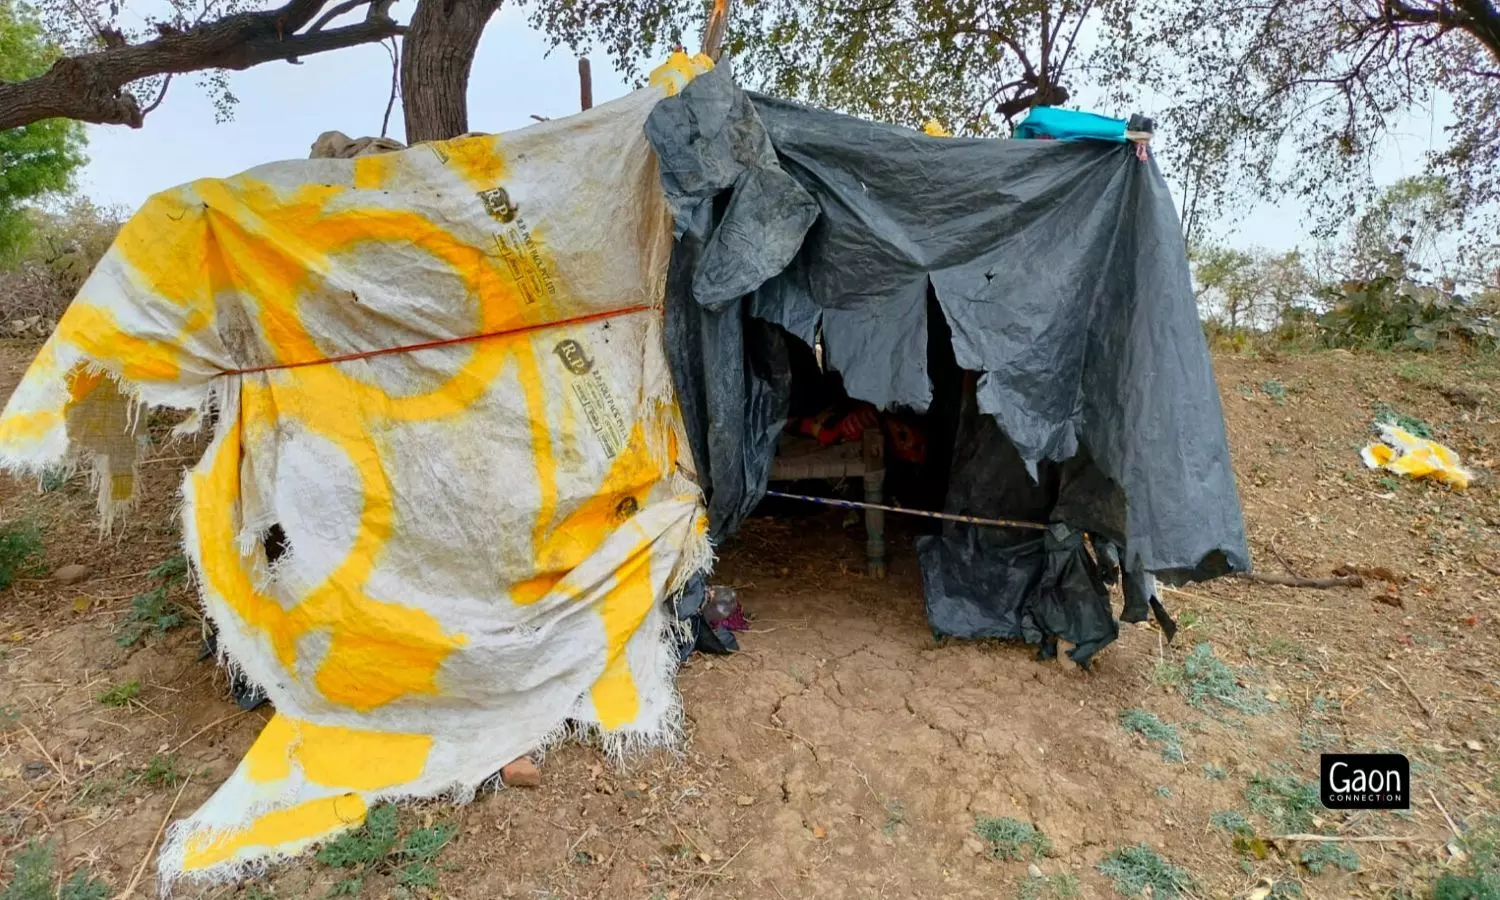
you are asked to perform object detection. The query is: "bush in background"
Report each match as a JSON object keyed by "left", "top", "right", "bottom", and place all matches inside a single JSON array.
[{"left": 0, "top": 198, "right": 124, "bottom": 333}]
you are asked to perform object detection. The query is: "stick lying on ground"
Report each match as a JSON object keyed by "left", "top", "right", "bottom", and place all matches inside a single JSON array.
[
  {"left": 1237, "top": 572, "right": 1364, "bottom": 589},
  {"left": 1271, "top": 834, "right": 1435, "bottom": 844}
]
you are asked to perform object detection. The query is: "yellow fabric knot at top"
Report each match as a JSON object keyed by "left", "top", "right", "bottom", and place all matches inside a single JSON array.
[
  {"left": 1361, "top": 423, "right": 1474, "bottom": 491},
  {"left": 649, "top": 51, "right": 716, "bottom": 97},
  {"left": 922, "top": 120, "right": 951, "bottom": 137}
]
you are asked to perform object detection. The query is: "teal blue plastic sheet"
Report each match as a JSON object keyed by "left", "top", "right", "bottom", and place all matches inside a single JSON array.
[{"left": 1014, "top": 106, "right": 1128, "bottom": 142}]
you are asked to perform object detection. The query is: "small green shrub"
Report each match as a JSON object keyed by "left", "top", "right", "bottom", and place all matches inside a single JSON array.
[
  {"left": 1152, "top": 661, "right": 1183, "bottom": 686},
  {"left": 1210, "top": 810, "right": 1252, "bottom": 834},
  {"left": 1298, "top": 724, "right": 1339, "bottom": 752},
  {"left": 883, "top": 800, "right": 905, "bottom": 837},
  {"left": 149, "top": 553, "right": 189, "bottom": 584},
  {"left": 1018, "top": 872, "right": 1080, "bottom": 900},
  {"left": 116, "top": 587, "right": 184, "bottom": 648},
  {"left": 1098, "top": 844, "right": 1194, "bottom": 898},
  {"left": 58, "top": 872, "right": 109, "bottom": 900},
  {"left": 1119, "top": 709, "right": 1185, "bottom": 763},
  {"left": 1373, "top": 403, "right": 1434, "bottom": 439},
  {"left": 1299, "top": 842, "right": 1359, "bottom": 874},
  {"left": 96, "top": 680, "right": 140, "bottom": 708},
  {"left": 973, "top": 816, "right": 1050, "bottom": 861},
  {"left": 0, "top": 520, "right": 44, "bottom": 591},
  {"left": 1251, "top": 638, "right": 1307, "bottom": 662},
  {"left": 394, "top": 822, "right": 455, "bottom": 889},
  {"left": 312, "top": 805, "right": 456, "bottom": 896},
  {"left": 133, "top": 754, "right": 183, "bottom": 789},
  {"left": 0, "top": 841, "right": 109, "bottom": 900},
  {"left": 1433, "top": 873, "right": 1500, "bottom": 900},
  {"left": 1246, "top": 771, "right": 1321, "bottom": 833},
  {"left": 1181, "top": 643, "right": 1270, "bottom": 714},
  {"left": 1432, "top": 816, "right": 1500, "bottom": 900},
  {"left": 0, "top": 842, "right": 52, "bottom": 900},
  {"left": 317, "top": 804, "right": 399, "bottom": 868},
  {"left": 1397, "top": 362, "right": 1440, "bottom": 386}
]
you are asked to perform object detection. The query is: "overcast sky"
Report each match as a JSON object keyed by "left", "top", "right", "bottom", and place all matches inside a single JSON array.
[{"left": 75, "top": 8, "right": 1452, "bottom": 254}]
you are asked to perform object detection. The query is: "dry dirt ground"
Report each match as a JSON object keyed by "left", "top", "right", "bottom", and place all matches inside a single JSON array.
[{"left": 1, "top": 340, "right": 1497, "bottom": 900}]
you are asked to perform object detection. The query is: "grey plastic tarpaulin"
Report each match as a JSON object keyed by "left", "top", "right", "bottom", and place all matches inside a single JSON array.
[{"left": 646, "top": 62, "right": 1250, "bottom": 665}]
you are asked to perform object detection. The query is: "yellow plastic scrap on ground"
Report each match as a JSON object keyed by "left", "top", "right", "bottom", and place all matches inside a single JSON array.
[
  {"left": 922, "top": 119, "right": 951, "bottom": 137},
  {"left": 1361, "top": 423, "right": 1474, "bottom": 490},
  {"left": 0, "top": 58, "right": 716, "bottom": 887}
]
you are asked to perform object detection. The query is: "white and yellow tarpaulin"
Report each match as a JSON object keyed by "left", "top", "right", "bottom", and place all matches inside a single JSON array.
[
  {"left": 1361, "top": 422, "right": 1475, "bottom": 491},
  {"left": 0, "top": 55, "right": 715, "bottom": 885}
]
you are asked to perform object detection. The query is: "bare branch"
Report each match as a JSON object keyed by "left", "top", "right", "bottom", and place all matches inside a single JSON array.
[
  {"left": 380, "top": 36, "right": 399, "bottom": 138},
  {"left": 142, "top": 73, "right": 174, "bottom": 114},
  {"left": 278, "top": 0, "right": 337, "bottom": 32},
  {"left": 64, "top": 0, "right": 106, "bottom": 44},
  {"left": 307, "top": 0, "right": 376, "bottom": 34},
  {"left": 0, "top": 5, "right": 403, "bottom": 131},
  {"left": 1039, "top": 4, "right": 1051, "bottom": 84},
  {"left": 1054, "top": 0, "right": 1095, "bottom": 77}
]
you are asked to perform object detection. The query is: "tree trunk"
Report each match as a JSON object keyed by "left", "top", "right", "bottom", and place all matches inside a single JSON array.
[{"left": 400, "top": 0, "right": 499, "bottom": 143}]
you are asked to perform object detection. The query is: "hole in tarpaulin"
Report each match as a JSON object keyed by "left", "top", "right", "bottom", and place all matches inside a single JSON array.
[{"left": 263, "top": 523, "right": 289, "bottom": 565}]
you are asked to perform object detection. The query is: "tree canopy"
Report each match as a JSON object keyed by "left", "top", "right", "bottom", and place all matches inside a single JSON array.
[
  {"left": 0, "top": 0, "right": 86, "bottom": 262},
  {"left": 536, "top": 0, "right": 1500, "bottom": 244},
  {"left": 1117, "top": 0, "right": 1500, "bottom": 243},
  {"left": 1192, "top": 176, "right": 1498, "bottom": 350},
  {"left": 2, "top": 0, "right": 1497, "bottom": 247}
]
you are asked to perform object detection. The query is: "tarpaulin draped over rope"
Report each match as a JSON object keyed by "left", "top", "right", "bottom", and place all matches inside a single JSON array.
[{"left": 0, "top": 54, "right": 717, "bottom": 887}]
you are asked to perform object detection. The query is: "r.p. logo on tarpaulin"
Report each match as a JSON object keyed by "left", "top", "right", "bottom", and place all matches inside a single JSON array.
[
  {"left": 478, "top": 186, "right": 518, "bottom": 223},
  {"left": 554, "top": 339, "right": 595, "bottom": 375}
]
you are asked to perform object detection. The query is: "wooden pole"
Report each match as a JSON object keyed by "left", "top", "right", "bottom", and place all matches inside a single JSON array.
[
  {"left": 700, "top": 0, "right": 730, "bottom": 61},
  {"left": 578, "top": 57, "right": 593, "bottom": 110}
]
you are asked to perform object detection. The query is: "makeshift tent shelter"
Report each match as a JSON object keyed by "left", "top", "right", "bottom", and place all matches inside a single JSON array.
[
  {"left": 652, "top": 64, "right": 1248, "bottom": 664},
  {"left": 0, "top": 53, "right": 1247, "bottom": 885}
]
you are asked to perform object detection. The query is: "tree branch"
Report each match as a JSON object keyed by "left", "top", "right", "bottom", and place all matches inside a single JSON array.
[
  {"left": 1454, "top": 0, "right": 1500, "bottom": 58},
  {"left": 306, "top": 0, "right": 378, "bottom": 34},
  {"left": 0, "top": 0, "right": 402, "bottom": 131},
  {"left": 1381, "top": 0, "right": 1500, "bottom": 58},
  {"left": 1054, "top": 0, "right": 1096, "bottom": 76},
  {"left": 380, "top": 36, "right": 399, "bottom": 138},
  {"left": 995, "top": 84, "right": 1070, "bottom": 119},
  {"left": 142, "top": 73, "right": 174, "bottom": 115}
]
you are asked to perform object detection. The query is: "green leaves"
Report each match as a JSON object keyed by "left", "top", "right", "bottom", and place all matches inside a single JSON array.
[
  {"left": 317, "top": 804, "right": 400, "bottom": 868},
  {"left": 973, "top": 815, "right": 1051, "bottom": 861},
  {"left": 313, "top": 805, "right": 456, "bottom": 896},
  {"left": 116, "top": 586, "right": 185, "bottom": 647},
  {"left": 0, "top": 0, "right": 87, "bottom": 263},
  {"left": 1098, "top": 844, "right": 1195, "bottom": 899},
  {"left": 531, "top": 0, "right": 1104, "bottom": 136},
  {"left": 0, "top": 519, "right": 44, "bottom": 591}
]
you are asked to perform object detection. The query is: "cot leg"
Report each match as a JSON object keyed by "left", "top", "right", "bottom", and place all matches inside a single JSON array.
[{"left": 862, "top": 429, "right": 886, "bottom": 579}]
